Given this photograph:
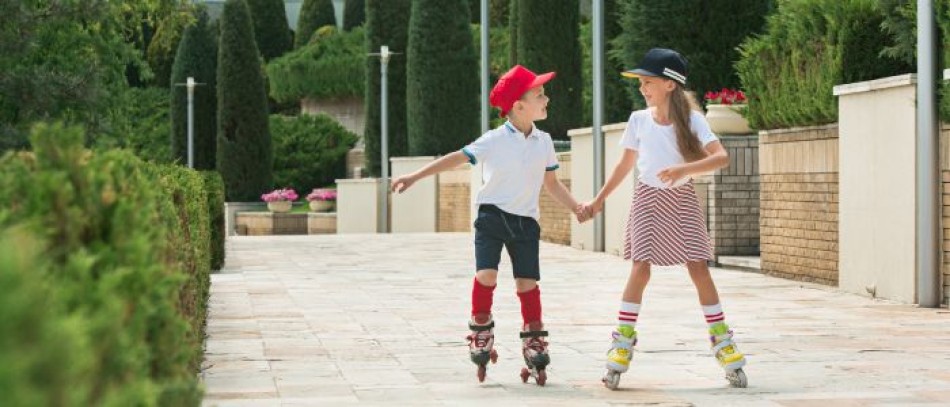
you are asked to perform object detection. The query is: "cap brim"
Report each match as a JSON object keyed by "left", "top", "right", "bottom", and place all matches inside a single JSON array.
[
  {"left": 621, "top": 68, "right": 659, "bottom": 79},
  {"left": 529, "top": 71, "right": 556, "bottom": 88}
]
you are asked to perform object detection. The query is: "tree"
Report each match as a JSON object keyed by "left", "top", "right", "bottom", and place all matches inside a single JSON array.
[
  {"left": 171, "top": 9, "right": 218, "bottom": 170},
  {"left": 582, "top": 0, "right": 633, "bottom": 125},
  {"left": 364, "top": 0, "right": 411, "bottom": 176},
  {"left": 406, "top": 0, "right": 480, "bottom": 156},
  {"left": 217, "top": 0, "right": 273, "bottom": 201},
  {"left": 344, "top": 0, "right": 365, "bottom": 30},
  {"left": 0, "top": 0, "right": 191, "bottom": 152},
  {"left": 508, "top": 0, "right": 519, "bottom": 65},
  {"left": 616, "top": 0, "right": 771, "bottom": 109},
  {"left": 296, "top": 0, "right": 337, "bottom": 48},
  {"left": 517, "top": 0, "right": 583, "bottom": 139},
  {"left": 247, "top": 0, "right": 293, "bottom": 61}
]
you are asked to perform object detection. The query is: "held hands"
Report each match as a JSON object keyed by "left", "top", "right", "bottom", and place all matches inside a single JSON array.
[
  {"left": 391, "top": 174, "right": 417, "bottom": 193},
  {"left": 574, "top": 198, "right": 603, "bottom": 224},
  {"left": 657, "top": 164, "right": 688, "bottom": 187}
]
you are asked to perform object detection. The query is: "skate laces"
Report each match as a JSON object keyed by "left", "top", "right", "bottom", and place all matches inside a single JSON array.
[
  {"left": 524, "top": 336, "right": 548, "bottom": 354},
  {"left": 467, "top": 329, "right": 493, "bottom": 350}
]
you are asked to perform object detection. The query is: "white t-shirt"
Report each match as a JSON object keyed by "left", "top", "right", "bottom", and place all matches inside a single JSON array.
[
  {"left": 462, "top": 122, "right": 560, "bottom": 220},
  {"left": 619, "top": 109, "right": 719, "bottom": 188}
]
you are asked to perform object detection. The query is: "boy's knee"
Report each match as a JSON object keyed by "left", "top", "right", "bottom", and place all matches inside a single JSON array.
[
  {"left": 476, "top": 269, "right": 499, "bottom": 286},
  {"left": 515, "top": 278, "right": 538, "bottom": 293}
]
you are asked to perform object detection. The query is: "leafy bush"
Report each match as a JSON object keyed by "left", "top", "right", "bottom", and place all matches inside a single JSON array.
[
  {"left": 267, "top": 27, "right": 366, "bottom": 102},
  {"left": 202, "top": 171, "right": 227, "bottom": 271},
  {"left": 95, "top": 86, "right": 174, "bottom": 163},
  {"left": 271, "top": 114, "right": 358, "bottom": 194},
  {"left": 0, "top": 123, "right": 210, "bottom": 405},
  {"left": 736, "top": 0, "right": 913, "bottom": 129},
  {"left": 296, "top": 0, "right": 337, "bottom": 48}
]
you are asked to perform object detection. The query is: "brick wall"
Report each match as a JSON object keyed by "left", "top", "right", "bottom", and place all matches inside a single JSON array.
[
  {"left": 942, "top": 126, "right": 950, "bottom": 306},
  {"left": 759, "top": 125, "right": 839, "bottom": 285},
  {"left": 539, "top": 153, "right": 572, "bottom": 245},
  {"left": 708, "top": 136, "right": 760, "bottom": 257},
  {"left": 438, "top": 165, "right": 472, "bottom": 232}
]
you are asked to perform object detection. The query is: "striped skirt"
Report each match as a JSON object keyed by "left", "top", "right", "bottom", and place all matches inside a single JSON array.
[{"left": 622, "top": 181, "right": 713, "bottom": 266}]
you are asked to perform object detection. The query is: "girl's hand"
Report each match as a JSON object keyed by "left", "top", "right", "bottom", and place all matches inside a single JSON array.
[
  {"left": 657, "top": 164, "right": 689, "bottom": 186},
  {"left": 391, "top": 174, "right": 417, "bottom": 193}
]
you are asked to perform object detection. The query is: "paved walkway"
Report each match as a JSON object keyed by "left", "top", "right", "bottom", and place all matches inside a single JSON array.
[{"left": 202, "top": 234, "right": 950, "bottom": 406}]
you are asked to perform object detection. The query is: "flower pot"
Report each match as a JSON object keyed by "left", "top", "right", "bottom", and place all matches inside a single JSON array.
[
  {"left": 705, "top": 104, "right": 752, "bottom": 135},
  {"left": 267, "top": 201, "right": 292, "bottom": 213},
  {"left": 309, "top": 200, "right": 335, "bottom": 212}
]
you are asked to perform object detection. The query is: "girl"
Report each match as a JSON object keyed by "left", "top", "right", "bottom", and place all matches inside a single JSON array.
[
  {"left": 582, "top": 48, "right": 748, "bottom": 389},
  {"left": 391, "top": 65, "right": 588, "bottom": 385}
]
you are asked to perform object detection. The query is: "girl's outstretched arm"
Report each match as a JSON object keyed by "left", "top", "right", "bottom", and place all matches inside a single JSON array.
[
  {"left": 391, "top": 151, "right": 470, "bottom": 193},
  {"left": 587, "top": 149, "right": 638, "bottom": 214}
]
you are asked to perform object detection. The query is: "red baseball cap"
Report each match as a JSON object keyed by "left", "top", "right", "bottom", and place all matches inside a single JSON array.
[{"left": 489, "top": 65, "right": 556, "bottom": 117}]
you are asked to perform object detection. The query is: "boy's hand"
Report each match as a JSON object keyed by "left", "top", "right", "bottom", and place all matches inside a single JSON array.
[
  {"left": 573, "top": 204, "right": 589, "bottom": 223},
  {"left": 657, "top": 164, "right": 688, "bottom": 186},
  {"left": 391, "top": 174, "right": 416, "bottom": 193}
]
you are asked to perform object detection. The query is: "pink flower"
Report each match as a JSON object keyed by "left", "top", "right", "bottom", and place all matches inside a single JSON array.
[
  {"left": 261, "top": 188, "right": 298, "bottom": 202},
  {"left": 306, "top": 188, "right": 337, "bottom": 202}
]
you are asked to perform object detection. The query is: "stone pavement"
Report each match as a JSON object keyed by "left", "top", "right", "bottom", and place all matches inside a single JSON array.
[{"left": 202, "top": 234, "right": 950, "bottom": 406}]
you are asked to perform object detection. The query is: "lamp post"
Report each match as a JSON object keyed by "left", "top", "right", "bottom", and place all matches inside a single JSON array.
[
  {"left": 369, "top": 45, "right": 398, "bottom": 233},
  {"left": 174, "top": 76, "right": 204, "bottom": 168}
]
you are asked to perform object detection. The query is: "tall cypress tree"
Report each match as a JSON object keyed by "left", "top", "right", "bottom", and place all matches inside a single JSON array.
[
  {"left": 343, "top": 0, "right": 365, "bottom": 30},
  {"left": 406, "top": 0, "right": 479, "bottom": 156},
  {"left": 508, "top": 0, "right": 519, "bottom": 65},
  {"left": 616, "top": 0, "right": 770, "bottom": 109},
  {"left": 296, "top": 0, "right": 336, "bottom": 48},
  {"left": 247, "top": 0, "right": 292, "bottom": 61},
  {"left": 582, "top": 0, "right": 632, "bottom": 125},
  {"left": 364, "top": 0, "right": 410, "bottom": 176},
  {"left": 217, "top": 0, "right": 273, "bottom": 201},
  {"left": 517, "top": 0, "right": 582, "bottom": 140},
  {"left": 171, "top": 9, "right": 218, "bottom": 170}
]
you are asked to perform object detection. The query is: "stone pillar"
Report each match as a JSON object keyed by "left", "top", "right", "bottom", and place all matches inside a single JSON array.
[{"left": 708, "top": 135, "right": 761, "bottom": 258}]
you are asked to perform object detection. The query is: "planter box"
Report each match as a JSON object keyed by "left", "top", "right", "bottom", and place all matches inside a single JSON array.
[{"left": 235, "top": 212, "right": 308, "bottom": 235}]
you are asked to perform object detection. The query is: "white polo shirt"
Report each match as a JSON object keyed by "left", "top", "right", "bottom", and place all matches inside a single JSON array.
[
  {"left": 620, "top": 109, "right": 719, "bottom": 188},
  {"left": 462, "top": 122, "right": 559, "bottom": 220}
]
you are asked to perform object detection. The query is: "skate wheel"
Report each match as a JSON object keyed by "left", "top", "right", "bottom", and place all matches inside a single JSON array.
[
  {"left": 536, "top": 369, "right": 546, "bottom": 386},
  {"left": 490, "top": 349, "right": 498, "bottom": 364},
  {"left": 602, "top": 370, "right": 621, "bottom": 390},
  {"left": 477, "top": 365, "right": 487, "bottom": 383},
  {"left": 727, "top": 368, "right": 748, "bottom": 388},
  {"left": 520, "top": 367, "right": 530, "bottom": 383}
]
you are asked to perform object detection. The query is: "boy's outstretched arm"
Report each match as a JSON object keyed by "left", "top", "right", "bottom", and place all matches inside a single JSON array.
[
  {"left": 586, "top": 149, "right": 638, "bottom": 215},
  {"left": 543, "top": 171, "right": 589, "bottom": 222},
  {"left": 391, "top": 151, "right": 470, "bottom": 193}
]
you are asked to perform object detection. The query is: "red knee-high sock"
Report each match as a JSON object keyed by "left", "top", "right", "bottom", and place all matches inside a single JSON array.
[
  {"left": 471, "top": 277, "right": 496, "bottom": 319},
  {"left": 517, "top": 286, "right": 542, "bottom": 327}
]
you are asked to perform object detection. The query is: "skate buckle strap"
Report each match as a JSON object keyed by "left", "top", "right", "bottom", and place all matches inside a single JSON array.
[
  {"left": 519, "top": 330, "right": 549, "bottom": 339},
  {"left": 469, "top": 320, "right": 495, "bottom": 331},
  {"left": 711, "top": 337, "right": 735, "bottom": 353}
]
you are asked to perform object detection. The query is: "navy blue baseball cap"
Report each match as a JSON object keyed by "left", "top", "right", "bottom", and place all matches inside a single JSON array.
[{"left": 622, "top": 48, "right": 688, "bottom": 86}]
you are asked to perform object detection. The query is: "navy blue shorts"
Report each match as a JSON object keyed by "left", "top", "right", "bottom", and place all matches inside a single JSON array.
[{"left": 473, "top": 204, "right": 541, "bottom": 281}]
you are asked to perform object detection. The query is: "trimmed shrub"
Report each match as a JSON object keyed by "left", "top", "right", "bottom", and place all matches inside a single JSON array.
[
  {"left": 296, "top": 0, "right": 337, "bottom": 48},
  {"left": 0, "top": 123, "right": 210, "bottom": 405},
  {"left": 516, "top": 0, "right": 583, "bottom": 139},
  {"left": 406, "top": 0, "right": 480, "bottom": 155},
  {"left": 248, "top": 0, "right": 293, "bottom": 61},
  {"left": 267, "top": 27, "right": 366, "bottom": 102},
  {"left": 736, "top": 0, "right": 914, "bottom": 129},
  {"left": 271, "top": 114, "right": 358, "bottom": 193},
  {"left": 364, "top": 0, "right": 411, "bottom": 176},
  {"left": 217, "top": 0, "right": 273, "bottom": 201},
  {"left": 171, "top": 9, "right": 218, "bottom": 170},
  {"left": 202, "top": 171, "right": 226, "bottom": 271}
]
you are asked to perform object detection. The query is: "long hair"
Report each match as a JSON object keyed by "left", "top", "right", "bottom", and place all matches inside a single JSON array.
[{"left": 668, "top": 84, "right": 705, "bottom": 162}]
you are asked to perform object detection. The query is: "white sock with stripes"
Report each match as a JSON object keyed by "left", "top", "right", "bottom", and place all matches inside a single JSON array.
[
  {"left": 618, "top": 301, "right": 641, "bottom": 329},
  {"left": 702, "top": 303, "right": 725, "bottom": 327}
]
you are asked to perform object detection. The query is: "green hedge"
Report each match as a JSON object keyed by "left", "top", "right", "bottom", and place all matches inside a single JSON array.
[
  {"left": 94, "top": 86, "right": 174, "bottom": 164},
  {"left": 267, "top": 27, "right": 366, "bottom": 102},
  {"left": 202, "top": 171, "right": 226, "bottom": 271},
  {"left": 271, "top": 114, "right": 358, "bottom": 193},
  {"left": 0, "top": 123, "right": 212, "bottom": 405},
  {"left": 737, "top": 0, "right": 913, "bottom": 130}
]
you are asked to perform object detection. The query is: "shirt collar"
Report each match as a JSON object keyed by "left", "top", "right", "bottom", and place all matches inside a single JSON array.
[{"left": 504, "top": 121, "right": 538, "bottom": 138}]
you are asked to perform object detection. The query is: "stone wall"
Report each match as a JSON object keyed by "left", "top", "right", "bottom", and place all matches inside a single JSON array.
[
  {"left": 236, "top": 212, "right": 309, "bottom": 235},
  {"left": 708, "top": 136, "right": 760, "bottom": 257},
  {"left": 759, "top": 125, "right": 839, "bottom": 285}
]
